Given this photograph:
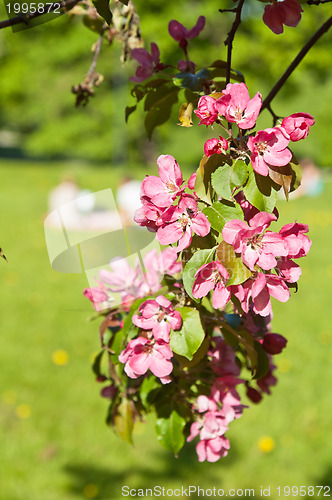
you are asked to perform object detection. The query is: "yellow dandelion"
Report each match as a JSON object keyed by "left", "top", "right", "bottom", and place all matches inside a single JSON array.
[
  {"left": 258, "top": 436, "right": 275, "bottom": 453},
  {"left": 83, "top": 484, "right": 99, "bottom": 498},
  {"left": 2, "top": 390, "right": 17, "bottom": 405},
  {"left": 52, "top": 350, "right": 69, "bottom": 366},
  {"left": 16, "top": 404, "right": 31, "bottom": 419}
]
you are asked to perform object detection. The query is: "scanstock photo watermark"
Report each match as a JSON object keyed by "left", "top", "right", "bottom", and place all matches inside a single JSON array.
[
  {"left": 121, "top": 484, "right": 331, "bottom": 497},
  {"left": 2, "top": 0, "right": 71, "bottom": 32}
]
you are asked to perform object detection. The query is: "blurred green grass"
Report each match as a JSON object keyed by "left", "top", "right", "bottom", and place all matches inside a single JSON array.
[{"left": 0, "top": 160, "right": 331, "bottom": 500}]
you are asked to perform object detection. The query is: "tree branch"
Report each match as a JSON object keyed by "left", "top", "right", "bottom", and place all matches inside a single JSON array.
[
  {"left": 224, "top": 0, "right": 246, "bottom": 86},
  {"left": 0, "top": 0, "right": 80, "bottom": 30},
  {"left": 307, "top": 0, "right": 332, "bottom": 5},
  {"left": 262, "top": 16, "right": 332, "bottom": 112}
]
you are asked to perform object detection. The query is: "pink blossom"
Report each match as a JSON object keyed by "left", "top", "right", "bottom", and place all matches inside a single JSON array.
[
  {"left": 192, "top": 261, "right": 231, "bottom": 309},
  {"left": 132, "top": 295, "right": 182, "bottom": 342},
  {"left": 157, "top": 194, "right": 210, "bottom": 252},
  {"left": 194, "top": 95, "right": 219, "bottom": 126},
  {"left": 263, "top": 333, "right": 287, "bottom": 355},
  {"left": 250, "top": 272, "right": 290, "bottom": 317},
  {"left": 229, "top": 281, "right": 252, "bottom": 314},
  {"left": 204, "top": 136, "right": 228, "bottom": 156},
  {"left": 119, "top": 337, "right": 173, "bottom": 380},
  {"left": 134, "top": 198, "right": 166, "bottom": 232},
  {"left": 177, "top": 59, "right": 196, "bottom": 73},
  {"left": 140, "top": 154, "right": 184, "bottom": 208},
  {"left": 279, "top": 222, "right": 311, "bottom": 258},
  {"left": 99, "top": 258, "right": 146, "bottom": 298},
  {"left": 217, "top": 83, "right": 262, "bottom": 130},
  {"left": 208, "top": 338, "right": 241, "bottom": 377},
  {"left": 235, "top": 192, "right": 279, "bottom": 222},
  {"left": 222, "top": 211, "right": 287, "bottom": 271},
  {"left": 196, "top": 395, "right": 218, "bottom": 413},
  {"left": 246, "top": 386, "right": 263, "bottom": 403},
  {"left": 247, "top": 127, "right": 292, "bottom": 176},
  {"left": 196, "top": 436, "right": 230, "bottom": 462},
  {"left": 281, "top": 113, "right": 315, "bottom": 141},
  {"left": 263, "top": 0, "right": 303, "bottom": 35},
  {"left": 211, "top": 376, "right": 246, "bottom": 421},
  {"left": 187, "top": 172, "right": 196, "bottom": 190},
  {"left": 83, "top": 286, "right": 109, "bottom": 310},
  {"left": 187, "top": 405, "right": 230, "bottom": 462},
  {"left": 141, "top": 248, "right": 181, "bottom": 294},
  {"left": 130, "top": 43, "right": 165, "bottom": 83},
  {"left": 168, "top": 16, "right": 205, "bottom": 49},
  {"left": 277, "top": 258, "right": 301, "bottom": 283},
  {"left": 257, "top": 358, "right": 277, "bottom": 394},
  {"left": 144, "top": 247, "right": 181, "bottom": 277}
]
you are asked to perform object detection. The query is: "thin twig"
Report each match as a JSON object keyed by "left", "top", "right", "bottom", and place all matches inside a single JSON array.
[
  {"left": 307, "top": 0, "right": 332, "bottom": 5},
  {"left": 266, "top": 104, "right": 282, "bottom": 127},
  {"left": 262, "top": 16, "right": 332, "bottom": 112},
  {"left": 224, "top": 0, "right": 246, "bottom": 86},
  {"left": 0, "top": 0, "right": 79, "bottom": 30},
  {"left": 88, "top": 30, "right": 105, "bottom": 77},
  {"left": 219, "top": 8, "right": 237, "bottom": 13}
]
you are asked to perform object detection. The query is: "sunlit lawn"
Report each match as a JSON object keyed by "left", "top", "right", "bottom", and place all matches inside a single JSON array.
[{"left": 0, "top": 159, "right": 331, "bottom": 500}]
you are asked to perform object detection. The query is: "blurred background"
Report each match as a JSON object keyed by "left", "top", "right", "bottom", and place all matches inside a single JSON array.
[{"left": 0, "top": 0, "right": 331, "bottom": 498}]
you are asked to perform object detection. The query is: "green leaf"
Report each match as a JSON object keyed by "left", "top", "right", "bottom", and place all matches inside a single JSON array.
[
  {"left": 121, "top": 297, "right": 148, "bottom": 337},
  {"left": 174, "top": 336, "right": 210, "bottom": 369},
  {"left": 170, "top": 307, "right": 205, "bottom": 360},
  {"left": 253, "top": 340, "right": 270, "bottom": 379},
  {"left": 289, "top": 154, "right": 302, "bottom": 192},
  {"left": 203, "top": 201, "right": 244, "bottom": 233},
  {"left": 140, "top": 377, "right": 159, "bottom": 409},
  {"left": 172, "top": 69, "right": 210, "bottom": 91},
  {"left": 194, "top": 153, "right": 231, "bottom": 205},
  {"left": 208, "top": 60, "right": 245, "bottom": 83},
  {"left": 268, "top": 163, "right": 292, "bottom": 200},
  {"left": 125, "top": 105, "right": 137, "bottom": 123},
  {"left": 144, "top": 87, "right": 179, "bottom": 139},
  {"left": 243, "top": 169, "right": 277, "bottom": 213},
  {"left": 212, "top": 161, "right": 249, "bottom": 201},
  {"left": 83, "top": 15, "right": 105, "bottom": 34},
  {"left": 178, "top": 102, "right": 193, "bottom": 127},
  {"left": 182, "top": 247, "right": 217, "bottom": 300},
  {"left": 156, "top": 409, "right": 186, "bottom": 454},
  {"left": 216, "top": 241, "right": 253, "bottom": 286},
  {"left": 92, "top": 0, "right": 112, "bottom": 25},
  {"left": 92, "top": 350, "right": 105, "bottom": 378},
  {"left": 114, "top": 398, "right": 134, "bottom": 444},
  {"left": 144, "top": 84, "right": 178, "bottom": 112}
]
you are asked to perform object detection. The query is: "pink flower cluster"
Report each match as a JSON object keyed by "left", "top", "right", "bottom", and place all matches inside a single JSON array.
[
  {"left": 195, "top": 83, "right": 262, "bottom": 130},
  {"left": 188, "top": 339, "right": 246, "bottom": 462},
  {"left": 83, "top": 247, "right": 181, "bottom": 311},
  {"left": 248, "top": 113, "right": 314, "bottom": 176},
  {"left": 130, "top": 43, "right": 165, "bottom": 83},
  {"left": 196, "top": 84, "right": 314, "bottom": 177},
  {"left": 119, "top": 336, "right": 173, "bottom": 383},
  {"left": 135, "top": 154, "right": 211, "bottom": 252},
  {"left": 192, "top": 211, "right": 311, "bottom": 317},
  {"left": 263, "top": 0, "right": 303, "bottom": 35},
  {"left": 130, "top": 16, "right": 205, "bottom": 82},
  {"left": 168, "top": 16, "right": 205, "bottom": 50},
  {"left": 119, "top": 295, "right": 182, "bottom": 383}
]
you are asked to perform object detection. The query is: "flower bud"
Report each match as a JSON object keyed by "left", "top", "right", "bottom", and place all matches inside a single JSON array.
[{"left": 263, "top": 333, "right": 287, "bottom": 355}]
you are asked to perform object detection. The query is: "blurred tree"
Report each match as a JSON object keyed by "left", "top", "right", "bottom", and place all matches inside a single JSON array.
[{"left": 0, "top": 0, "right": 330, "bottom": 165}]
